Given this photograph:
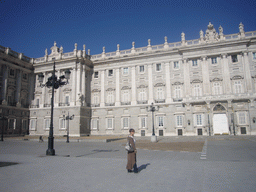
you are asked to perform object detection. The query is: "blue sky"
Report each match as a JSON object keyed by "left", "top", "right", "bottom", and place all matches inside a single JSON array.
[{"left": 1, "top": 0, "right": 256, "bottom": 58}]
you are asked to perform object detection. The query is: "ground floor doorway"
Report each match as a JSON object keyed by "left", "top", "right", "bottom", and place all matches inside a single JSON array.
[{"left": 213, "top": 114, "right": 229, "bottom": 135}]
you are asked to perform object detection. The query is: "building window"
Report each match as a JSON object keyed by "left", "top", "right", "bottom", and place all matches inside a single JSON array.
[
  {"left": 211, "top": 57, "right": 217, "bottom": 64},
  {"left": 176, "top": 115, "right": 183, "bottom": 127},
  {"left": 65, "top": 96, "right": 70, "bottom": 105},
  {"left": 138, "top": 89, "right": 147, "bottom": 101},
  {"left": 139, "top": 65, "right": 144, "bottom": 73},
  {"left": 44, "top": 119, "right": 50, "bottom": 130},
  {"left": 194, "top": 114, "right": 203, "bottom": 126},
  {"left": 122, "top": 90, "right": 130, "bottom": 102},
  {"left": 238, "top": 112, "right": 246, "bottom": 125},
  {"left": 156, "top": 63, "right": 161, "bottom": 71},
  {"left": 92, "top": 93, "right": 99, "bottom": 104},
  {"left": 108, "top": 69, "right": 113, "bottom": 76},
  {"left": 174, "top": 86, "right": 182, "bottom": 98},
  {"left": 30, "top": 119, "right": 37, "bottom": 130},
  {"left": 156, "top": 87, "right": 164, "bottom": 100},
  {"left": 91, "top": 119, "right": 98, "bottom": 130},
  {"left": 140, "top": 117, "right": 147, "bottom": 128},
  {"left": 158, "top": 116, "right": 164, "bottom": 127},
  {"left": 192, "top": 59, "right": 198, "bottom": 67},
  {"left": 59, "top": 118, "right": 66, "bottom": 129},
  {"left": 123, "top": 67, "right": 128, "bottom": 75},
  {"left": 22, "top": 73, "right": 28, "bottom": 80},
  {"left": 94, "top": 71, "right": 99, "bottom": 78},
  {"left": 9, "top": 69, "right": 15, "bottom": 77},
  {"left": 174, "top": 61, "right": 179, "bottom": 69},
  {"left": 193, "top": 84, "right": 202, "bottom": 96},
  {"left": 253, "top": 52, "right": 256, "bottom": 60},
  {"left": 213, "top": 82, "right": 222, "bottom": 95},
  {"left": 231, "top": 55, "right": 238, "bottom": 63},
  {"left": 122, "top": 117, "right": 129, "bottom": 129},
  {"left": 22, "top": 119, "right": 28, "bottom": 130},
  {"left": 106, "top": 91, "right": 114, "bottom": 104},
  {"left": 8, "top": 119, "right": 16, "bottom": 129},
  {"left": 234, "top": 80, "right": 242, "bottom": 94},
  {"left": 107, "top": 118, "right": 113, "bottom": 129}
]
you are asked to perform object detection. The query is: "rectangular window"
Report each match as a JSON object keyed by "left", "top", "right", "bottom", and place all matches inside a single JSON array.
[
  {"left": 192, "top": 59, "right": 198, "bottom": 67},
  {"left": 22, "top": 119, "right": 28, "bottom": 130},
  {"left": 141, "top": 117, "right": 146, "bottom": 128},
  {"left": 176, "top": 115, "right": 183, "bottom": 127},
  {"left": 157, "top": 87, "right": 164, "bottom": 99},
  {"left": 93, "top": 93, "right": 99, "bottom": 104},
  {"left": 211, "top": 57, "right": 217, "bottom": 64},
  {"left": 174, "top": 61, "right": 179, "bottom": 69},
  {"left": 122, "top": 90, "right": 130, "bottom": 102},
  {"left": 44, "top": 119, "right": 50, "bottom": 130},
  {"left": 234, "top": 81, "right": 242, "bottom": 93},
  {"left": 30, "top": 119, "right": 36, "bottom": 130},
  {"left": 213, "top": 82, "right": 221, "bottom": 95},
  {"left": 196, "top": 114, "right": 203, "bottom": 126},
  {"left": 123, "top": 67, "right": 128, "bottom": 75},
  {"left": 253, "top": 52, "right": 256, "bottom": 60},
  {"left": 94, "top": 71, "right": 99, "bottom": 78},
  {"left": 107, "top": 118, "right": 113, "bottom": 129},
  {"left": 138, "top": 89, "right": 146, "bottom": 101},
  {"left": 158, "top": 116, "right": 164, "bottom": 127},
  {"left": 107, "top": 91, "right": 114, "bottom": 103},
  {"left": 60, "top": 118, "right": 66, "bottom": 129},
  {"left": 174, "top": 86, "right": 182, "bottom": 98},
  {"left": 92, "top": 119, "right": 98, "bottom": 129},
  {"left": 194, "top": 84, "right": 202, "bottom": 96},
  {"left": 123, "top": 117, "right": 129, "bottom": 129},
  {"left": 8, "top": 119, "right": 15, "bottom": 129},
  {"left": 139, "top": 65, "right": 144, "bottom": 73},
  {"left": 108, "top": 69, "right": 113, "bottom": 76},
  {"left": 231, "top": 55, "right": 238, "bottom": 63},
  {"left": 156, "top": 63, "right": 161, "bottom": 71},
  {"left": 238, "top": 112, "right": 246, "bottom": 124},
  {"left": 22, "top": 73, "right": 28, "bottom": 80},
  {"left": 9, "top": 69, "right": 15, "bottom": 76}
]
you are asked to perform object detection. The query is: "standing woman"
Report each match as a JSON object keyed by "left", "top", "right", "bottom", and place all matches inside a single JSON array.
[{"left": 126, "top": 128, "right": 138, "bottom": 173}]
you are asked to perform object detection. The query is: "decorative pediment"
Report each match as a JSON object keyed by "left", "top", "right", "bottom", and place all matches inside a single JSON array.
[
  {"left": 230, "top": 75, "right": 243, "bottom": 80},
  {"left": 190, "top": 79, "right": 203, "bottom": 84},
  {"left": 92, "top": 89, "right": 101, "bottom": 92},
  {"left": 210, "top": 77, "right": 223, "bottom": 82},
  {"left": 213, "top": 104, "right": 226, "bottom": 111},
  {"left": 172, "top": 81, "right": 183, "bottom": 85},
  {"left": 121, "top": 86, "right": 131, "bottom": 90},
  {"left": 137, "top": 84, "right": 148, "bottom": 89},
  {"left": 106, "top": 88, "right": 115, "bottom": 91},
  {"left": 154, "top": 83, "right": 165, "bottom": 87}
]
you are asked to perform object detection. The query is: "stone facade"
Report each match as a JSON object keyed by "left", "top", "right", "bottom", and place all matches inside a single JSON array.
[
  {"left": 0, "top": 45, "right": 34, "bottom": 135},
  {"left": 30, "top": 22, "right": 256, "bottom": 137}
]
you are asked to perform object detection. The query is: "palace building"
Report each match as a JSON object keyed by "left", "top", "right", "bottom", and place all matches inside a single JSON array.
[{"left": 2, "top": 22, "right": 256, "bottom": 137}]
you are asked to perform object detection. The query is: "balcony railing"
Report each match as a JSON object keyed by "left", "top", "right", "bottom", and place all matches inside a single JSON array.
[
  {"left": 121, "top": 102, "right": 131, "bottom": 105},
  {"left": 137, "top": 100, "right": 148, "bottom": 104},
  {"left": 91, "top": 104, "right": 100, "bottom": 107},
  {"left": 105, "top": 103, "right": 115, "bottom": 106},
  {"left": 173, "top": 98, "right": 183, "bottom": 102},
  {"left": 155, "top": 99, "right": 165, "bottom": 103},
  {"left": 44, "top": 104, "right": 51, "bottom": 107},
  {"left": 59, "top": 103, "right": 70, "bottom": 106}
]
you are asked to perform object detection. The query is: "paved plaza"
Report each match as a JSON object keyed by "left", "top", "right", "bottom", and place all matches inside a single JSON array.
[{"left": 0, "top": 136, "right": 256, "bottom": 192}]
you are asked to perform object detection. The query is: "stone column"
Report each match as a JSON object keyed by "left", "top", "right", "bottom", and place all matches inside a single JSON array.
[
  {"left": 221, "top": 54, "right": 231, "bottom": 94},
  {"left": 15, "top": 69, "right": 22, "bottom": 107},
  {"left": 100, "top": 70, "right": 105, "bottom": 107},
  {"left": 54, "top": 70, "right": 60, "bottom": 107},
  {"left": 76, "top": 64, "right": 82, "bottom": 106},
  {"left": 1, "top": 65, "right": 8, "bottom": 105},
  {"left": 148, "top": 64, "right": 154, "bottom": 103},
  {"left": 165, "top": 62, "right": 172, "bottom": 103},
  {"left": 28, "top": 73, "right": 35, "bottom": 107},
  {"left": 183, "top": 58, "right": 190, "bottom": 98},
  {"left": 201, "top": 57, "right": 210, "bottom": 95},
  {"left": 82, "top": 65, "right": 86, "bottom": 106},
  {"left": 131, "top": 66, "right": 136, "bottom": 105},
  {"left": 41, "top": 72, "right": 46, "bottom": 108},
  {"left": 70, "top": 67, "right": 77, "bottom": 106},
  {"left": 115, "top": 68, "right": 120, "bottom": 106},
  {"left": 242, "top": 52, "right": 252, "bottom": 93}
]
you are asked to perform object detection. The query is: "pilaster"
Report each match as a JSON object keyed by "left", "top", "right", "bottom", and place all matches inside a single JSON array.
[
  {"left": 242, "top": 51, "right": 252, "bottom": 93},
  {"left": 148, "top": 64, "right": 153, "bottom": 103},
  {"left": 1, "top": 65, "right": 8, "bottom": 104},
  {"left": 54, "top": 70, "right": 60, "bottom": 107},
  {"left": 70, "top": 67, "right": 77, "bottom": 106},
  {"left": 100, "top": 70, "right": 105, "bottom": 107},
  {"left": 15, "top": 69, "right": 22, "bottom": 107},
  {"left": 165, "top": 62, "right": 172, "bottom": 103},
  {"left": 221, "top": 54, "right": 231, "bottom": 94},
  {"left": 115, "top": 68, "right": 120, "bottom": 106},
  {"left": 201, "top": 57, "right": 210, "bottom": 95},
  {"left": 183, "top": 58, "right": 190, "bottom": 98},
  {"left": 131, "top": 66, "right": 136, "bottom": 105},
  {"left": 82, "top": 65, "right": 86, "bottom": 106}
]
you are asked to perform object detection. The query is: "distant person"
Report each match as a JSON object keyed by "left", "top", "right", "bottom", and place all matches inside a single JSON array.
[{"left": 126, "top": 128, "right": 138, "bottom": 173}]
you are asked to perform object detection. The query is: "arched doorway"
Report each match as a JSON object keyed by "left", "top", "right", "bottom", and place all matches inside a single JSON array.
[{"left": 212, "top": 104, "right": 229, "bottom": 135}]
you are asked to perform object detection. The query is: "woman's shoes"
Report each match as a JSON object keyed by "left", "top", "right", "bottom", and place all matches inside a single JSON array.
[{"left": 127, "top": 169, "right": 133, "bottom": 173}]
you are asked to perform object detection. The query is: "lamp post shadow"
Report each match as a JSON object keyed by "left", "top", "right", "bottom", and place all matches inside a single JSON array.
[{"left": 138, "top": 163, "right": 150, "bottom": 173}]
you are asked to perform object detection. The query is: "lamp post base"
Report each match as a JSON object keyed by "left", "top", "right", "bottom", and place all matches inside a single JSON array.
[
  {"left": 46, "top": 148, "right": 55, "bottom": 156},
  {"left": 151, "top": 135, "right": 157, "bottom": 143}
]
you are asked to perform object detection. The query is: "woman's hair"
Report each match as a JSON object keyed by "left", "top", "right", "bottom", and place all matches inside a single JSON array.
[{"left": 129, "top": 128, "right": 135, "bottom": 133}]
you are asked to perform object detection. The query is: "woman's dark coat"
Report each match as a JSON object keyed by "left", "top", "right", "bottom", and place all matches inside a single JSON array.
[{"left": 126, "top": 136, "right": 136, "bottom": 170}]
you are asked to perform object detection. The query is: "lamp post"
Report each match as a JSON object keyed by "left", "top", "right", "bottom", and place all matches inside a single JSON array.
[
  {"left": 147, "top": 102, "right": 159, "bottom": 142},
  {"left": 0, "top": 115, "right": 7, "bottom": 142},
  {"left": 64, "top": 112, "right": 74, "bottom": 143},
  {"left": 38, "top": 60, "right": 71, "bottom": 156}
]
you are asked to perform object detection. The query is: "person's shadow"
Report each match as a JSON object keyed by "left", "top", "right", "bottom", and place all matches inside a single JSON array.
[{"left": 138, "top": 163, "right": 150, "bottom": 172}]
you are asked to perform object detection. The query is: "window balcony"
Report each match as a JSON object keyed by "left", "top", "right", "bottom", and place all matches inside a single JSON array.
[
  {"left": 173, "top": 98, "right": 183, "bottom": 102},
  {"left": 30, "top": 105, "right": 39, "bottom": 108},
  {"left": 44, "top": 104, "right": 51, "bottom": 107},
  {"left": 105, "top": 103, "right": 115, "bottom": 106},
  {"left": 59, "top": 103, "right": 70, "bottom": 106},
  {"left": 91, "top": 104, "right": 100, "bottom": 107},
  {"left": 121, "top": 102, "right": 131, "bottom": 105},
  {"left": 155, "top": 99, "right": 165, "bottom": 103},
  {"left": 137, "top": 100, "right": 148, "bottom": 104}
]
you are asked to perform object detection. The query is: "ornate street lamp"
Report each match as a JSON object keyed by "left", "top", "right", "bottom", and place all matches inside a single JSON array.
[
  {"left": 38, "top": 60, "right": 71, "bottom": 155},
  {"left": 146, "top": 102, "right": 159, "bottom": 142},
  {"left": 64, "top": 112, "right": 74, "bottom": 143}
]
